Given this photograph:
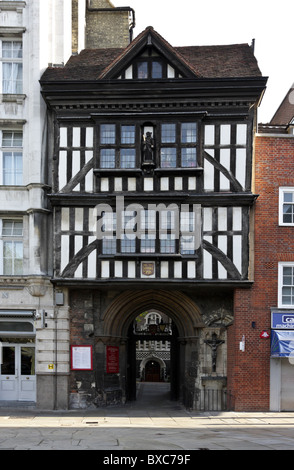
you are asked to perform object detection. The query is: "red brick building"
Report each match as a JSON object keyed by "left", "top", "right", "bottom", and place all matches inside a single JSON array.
[{"left": 227, "top": 86, "right": 294, "bottom": 411}]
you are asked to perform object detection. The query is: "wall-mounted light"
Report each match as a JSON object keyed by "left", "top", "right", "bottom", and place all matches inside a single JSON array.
[{"left": 240, "top": 335, "right": 245, "bottom": 352}]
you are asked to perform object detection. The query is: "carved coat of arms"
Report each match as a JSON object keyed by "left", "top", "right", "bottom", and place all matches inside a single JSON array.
[{"left": 142, "top": 262, "right": 155, "bottom": 276}]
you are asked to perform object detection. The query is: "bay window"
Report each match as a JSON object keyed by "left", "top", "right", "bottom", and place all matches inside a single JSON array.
[{"left": 97, "top": 121, "right": 199, "bottom": 170}]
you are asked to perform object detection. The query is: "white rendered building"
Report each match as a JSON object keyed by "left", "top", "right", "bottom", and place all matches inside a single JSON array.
[{"left": 0, "top": 0, "right": 133, "bottom": 409}]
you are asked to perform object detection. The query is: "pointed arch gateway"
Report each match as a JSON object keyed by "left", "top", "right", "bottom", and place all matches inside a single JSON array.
[
  {"left": 102, "top": 289, "right": 204, "bottom": 404},
  {"left": 102, "top": 289, "right": 204, "bottom": 339}
]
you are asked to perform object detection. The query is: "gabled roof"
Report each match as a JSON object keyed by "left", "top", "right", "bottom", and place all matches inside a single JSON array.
[
  {"left": 270, "top": 84, "right": 294, "bottom": 125},
  {"left": 98, "top": 26, "right": 201, "bottom": 79},
  {"left": 40, "top": 26, "right": 262, "bottom": 82}
]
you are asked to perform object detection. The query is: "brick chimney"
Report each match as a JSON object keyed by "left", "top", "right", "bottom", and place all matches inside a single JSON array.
[{"left": 72, "top": 0, "right": 134, "bottom": 52}]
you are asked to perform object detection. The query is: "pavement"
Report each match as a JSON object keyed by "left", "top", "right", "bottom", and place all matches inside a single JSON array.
[{"left": 0, "top": 382, "right": 294, "bottom": 453}]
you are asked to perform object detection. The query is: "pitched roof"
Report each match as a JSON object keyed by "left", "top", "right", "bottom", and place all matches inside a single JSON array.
[
  {"left": 270, "top": 84, "right": 294, "bottom": 125},
  {"left": 40, "top": 26, "right": 262, "bottom": 82}
]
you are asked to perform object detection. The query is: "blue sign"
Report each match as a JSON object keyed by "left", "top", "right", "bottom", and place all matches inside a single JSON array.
[
  {"left": 271, "top": 330, "right": 294, "bottom": 357},
  {"left": 271, "top": 312, "right": 294, "bottom": 329}
]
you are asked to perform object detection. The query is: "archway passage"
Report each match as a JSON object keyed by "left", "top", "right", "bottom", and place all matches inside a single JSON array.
[
  {"left": 102, "top": 289, "right": 203, "bottom": 406},
  {"left": 127, "top": 310, "right": 180, "bottom": 403}
]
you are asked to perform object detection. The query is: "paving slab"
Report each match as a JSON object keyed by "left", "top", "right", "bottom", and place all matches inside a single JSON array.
[{"left": 1, "top": 383, "right": 294, "bottom": 452}]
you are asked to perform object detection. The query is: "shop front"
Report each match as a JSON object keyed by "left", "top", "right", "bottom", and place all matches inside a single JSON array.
[
  {"left": 270, "top": 310, "right": 294, "bottom": 411},
  {"left": 0, "top": 311, "right": 36, "bottom": 403}
]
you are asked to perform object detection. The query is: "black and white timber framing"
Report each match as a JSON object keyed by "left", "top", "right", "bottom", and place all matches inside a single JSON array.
[{"left": 41, "top": 27, "right": 267, "bottom": 289}]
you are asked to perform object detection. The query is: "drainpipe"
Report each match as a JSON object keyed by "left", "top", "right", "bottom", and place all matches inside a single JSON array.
[{"left": 86, "top": 0, "right": 136, "bottom": 42}]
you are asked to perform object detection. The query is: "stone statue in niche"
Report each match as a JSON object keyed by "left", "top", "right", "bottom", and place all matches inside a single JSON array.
[
  {"left": 204, "top": 333, "right": 224, "bottom": 373},
  {"left": 141, "top": 131, "right": 155, "bottom": 162}
]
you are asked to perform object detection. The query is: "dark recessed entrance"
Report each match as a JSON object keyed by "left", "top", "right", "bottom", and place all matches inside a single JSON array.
[
  {"left": 126, "top": 311, "right": 179, "bottom": 403},
  {"left": 145, "top": 360, "right": 160, "bottom": 382}
]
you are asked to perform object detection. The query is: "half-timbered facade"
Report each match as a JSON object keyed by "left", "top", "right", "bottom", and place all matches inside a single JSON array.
[{"left": 41, "top": 27, "right": 267, "bottom": 409}]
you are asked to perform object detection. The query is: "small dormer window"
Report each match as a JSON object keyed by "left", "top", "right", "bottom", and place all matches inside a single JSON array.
[
  {"left": 152, "top": 61, "right": 163, "bottom": 79},
  {"left": 115, "top": 45, "right": 184, "bottom": 80},
  {"left": 135, "top": 57, "right": 163, "bottom": 79}
]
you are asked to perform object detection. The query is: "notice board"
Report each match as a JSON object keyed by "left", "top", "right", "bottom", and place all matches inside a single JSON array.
[
  {"left": 106, "top": 346, "right": 119, "bottom": 374},
  {"left": 71, "top": 345, "right": 93, "bottom": 370}
]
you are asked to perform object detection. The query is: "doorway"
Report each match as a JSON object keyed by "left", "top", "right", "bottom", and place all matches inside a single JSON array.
[
  {"left": 126, "top": 310, "right": 179, "bottom": 403},
  {"left": 145, "top": 360, "right": 161, "bottom": 382},
  {"left": 0, "top": 343, "right": 36, "bottom": 402}
]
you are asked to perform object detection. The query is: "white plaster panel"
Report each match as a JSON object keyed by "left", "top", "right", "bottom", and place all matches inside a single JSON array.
[
  {"left": 60, "top": 127, "right": 68, "bottom": 147},
  {"left": 73, "top": 127, "right": 81, "bottom": 147},
  {"left": 114, "top": 261, "right": 123, "bottom": 278},
  {"left": 160, "top": 261, "right": 169, "bottom": 278},
  {"left": 144, "top": 178, "right": 153, "bottom": 191},
  {"left": 61, "top": 208, "right": 70, "bottom": 231},
  {"left": 72, "top": 151, "right": 80, "bottom": 191},
  {"left": 101, "top": 178, "right": 109, "bottom": 192},
  {"left": 114, "top": 178, "right": 122, "bottom": 191},
  {"left": 204, "top": 125, "right": 215, "bottom": 145},
  {"left": 60, "top": 235, "right": 69, "bottom": 272},
  {"left": 218, "top": 207, "right": 227, "bottom": 231},
  {"left": 174, "top": 261, "right": 182, "bottom": 279},
  {"left": 187, "top": 261, "right": 196, "bottom": 279},
  {"left": 128, "top": 261, "right": 136, "bottom": 278},
  {"left": 174, "top": 177, "right": 183, "bottom": 190},
  {"left": 237, "top": 124, "right": 247, "bottom": 145},
  {"left": 233, "top": 207, "right": 242, "bottom": 231},
  {"left": 236, "top": 149, "right": 246, "bottom": 189},
  {"left": 75, "top": 208, "right": 83, "bottom": 231},
  {"left": 59, "top": 151, "right": 67, "bottom": 190},
  {"left": 74, "top": 236, "right": 83, "bottom": 278},
  {"left": 86, "top": 127, "right": 94, "bottom": 147},
  {"left": 218, "top": 235, "right": 227, "bottom": 279},
  {"left": 233, "top": 235, "right": 242, "bottom": 273},
  {"left": 160, "top": 177, "right": 169, "bottom": 191},
  {"left": 87, "top": 236, "right": 97, "bottom": 278},
  {"left": 220, "top": 124, "right": 231, "bottom": 145},
  {"left": 203, "top": 235, "right": 213, "bottom": 279},
  {"left": 128, "top": 178, "right": 136, "bottom": 191},
  {"left": 203, "top": 207, "right": 213, "bottom": 232},
  {"left": 204, "top": 150, "right": 214, "bottom": 191},
  {"left": 101, "top": 261, "right": 110, "bottom": 278},
  {"left": 220, "top": 149, "right": 230, "bottom": 190},
  {"left": 188, "top": 177, "right": 196, "bottom": 190}
]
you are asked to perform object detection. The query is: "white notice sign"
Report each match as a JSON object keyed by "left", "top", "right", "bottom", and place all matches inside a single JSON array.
[{"left": 71, "top": 346, "right": 93, "bottom": 370}]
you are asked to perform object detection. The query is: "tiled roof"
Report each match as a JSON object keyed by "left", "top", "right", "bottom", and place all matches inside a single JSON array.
[
  {"left": 270, "top": 85, "right": 294, "bottom": 125},
  {"left": 40, "top": 27, "right": 262, "bottom": 82},
  {"left": 175, "top": 44, "right": 261, "bottom": 78}
]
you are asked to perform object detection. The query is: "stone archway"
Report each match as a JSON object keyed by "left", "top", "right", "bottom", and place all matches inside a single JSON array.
[
  {"left": 101, "top": 290, "right": 204, "bottom": 405},
  {"left": 102, "top": 289, "right": 204, "bottom": 338}
]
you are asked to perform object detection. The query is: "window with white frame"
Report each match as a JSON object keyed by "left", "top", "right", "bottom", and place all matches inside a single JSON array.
[
  {"left": 0, "top": 219, "right": 23, "bottom": 275},
  {"left": 279, "top": 187, "right": 294, "bottom": 226},
  {"left": 0, "top": 130, "right": 23, "bottom": 185},
  {"left": 278, "top": 263, "right": 294, "bottom": 307},
  {"left": 1, "top": 40, "right": 23, "bottom": 94}
]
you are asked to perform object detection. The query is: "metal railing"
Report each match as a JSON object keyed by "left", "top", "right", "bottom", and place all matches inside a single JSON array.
[{"left": 184, "top": 388, "right": 234, "bottom": 411}]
